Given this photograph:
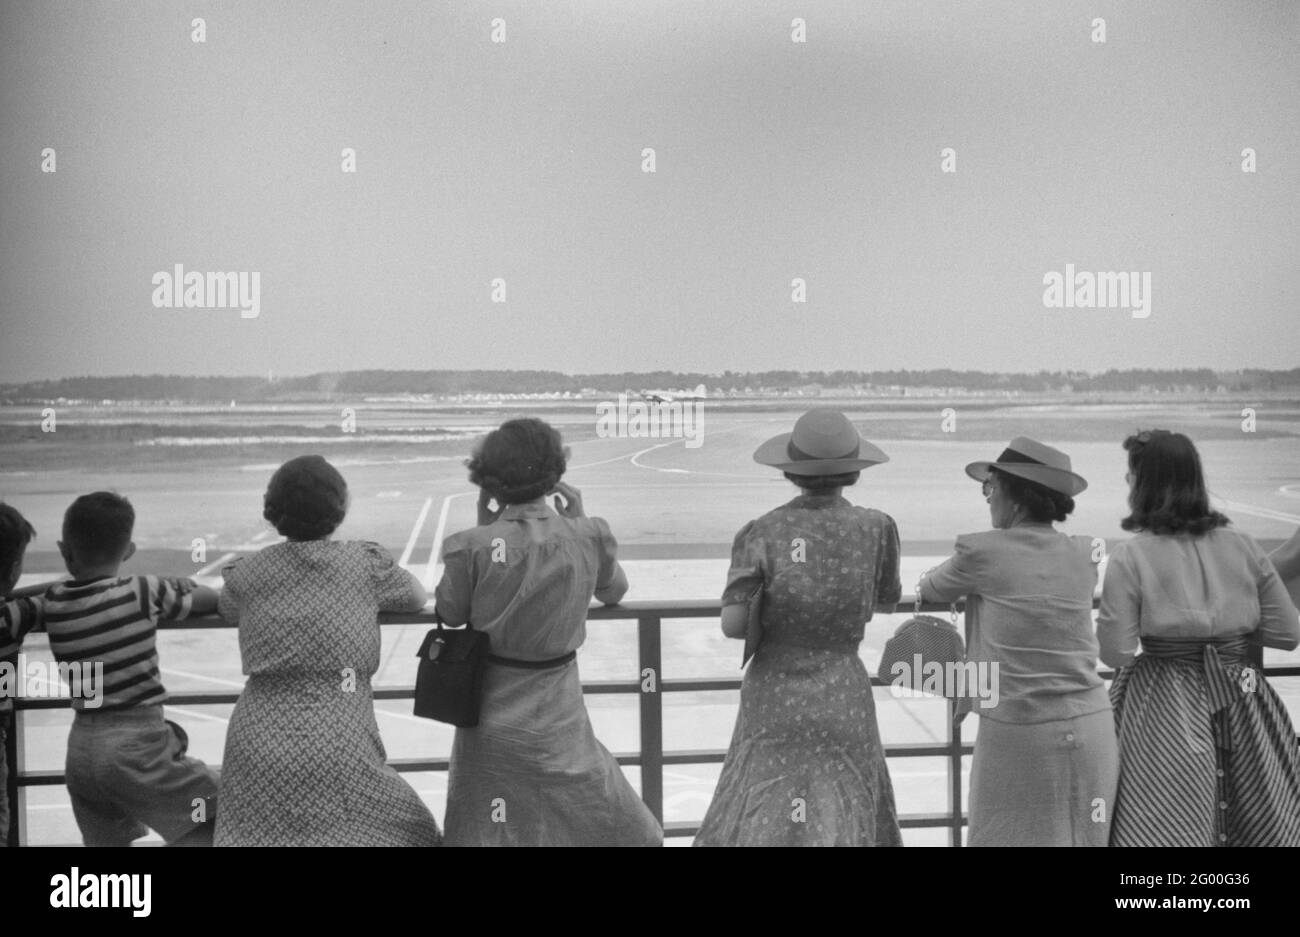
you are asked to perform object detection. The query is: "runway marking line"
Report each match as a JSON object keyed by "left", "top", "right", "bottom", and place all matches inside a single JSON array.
[{"left": 399, "top": 496, "right": 434, "bottom": 567}]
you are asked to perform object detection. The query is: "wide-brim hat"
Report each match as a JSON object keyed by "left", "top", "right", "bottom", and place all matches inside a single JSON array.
[
  {"left": 964, "top": 436, "right": 1087, "bottom": 496},
  {"left": 753, "top": 408, "right": 889, "bottom": 476}
]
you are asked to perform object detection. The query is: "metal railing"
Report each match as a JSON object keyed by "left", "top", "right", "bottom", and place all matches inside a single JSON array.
[{"left": 5, "top": 597, "right": 1294, "bottom": 846}]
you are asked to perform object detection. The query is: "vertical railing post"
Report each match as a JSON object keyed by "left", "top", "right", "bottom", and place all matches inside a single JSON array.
[
  {"left": 637, "top": 613, "right": 664, "bottom": 824},
  {"left": 948, "top": 702, "right": 963, "bottom": 847},
  {"left": 4, "top": 706, "right": 19, "bottom": 847}
]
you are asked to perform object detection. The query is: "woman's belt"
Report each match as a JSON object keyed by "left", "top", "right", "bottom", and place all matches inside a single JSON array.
[
  {"left": 1137, "top": 636, "right": 1254, "bottom": 750},
  {"left": 487, "top": 650, "right": 576, "bottom": 670},
  {"left": 1139, "top": 635, "right": 1250, "bottom": 664}
]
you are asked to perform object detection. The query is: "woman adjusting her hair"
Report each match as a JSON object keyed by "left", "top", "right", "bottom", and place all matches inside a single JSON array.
[
  {"left": 919, "top": 437, "right": 1117, "bottom": 847},
  {"left": 435, "top": 418, "right": 661, "bottom": 846}
]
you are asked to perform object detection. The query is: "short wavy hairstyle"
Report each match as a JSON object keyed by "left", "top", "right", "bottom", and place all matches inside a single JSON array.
[
  {"left": 990, "top": 467, "right": 1075, "bottom": 523},
  {"left": 263, "top": 455, "right": 349, "bottom": 541},
  {"left": 467, "top": 418, "right": 569, "bottom": 505},
  {"left": 1120, "top": 429, "right": 1229, "bottom": 536}
]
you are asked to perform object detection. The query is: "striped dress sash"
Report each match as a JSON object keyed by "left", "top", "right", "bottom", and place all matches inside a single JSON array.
[{"left": 1134, "top": 636, "right": 1250, "bottom": 751}]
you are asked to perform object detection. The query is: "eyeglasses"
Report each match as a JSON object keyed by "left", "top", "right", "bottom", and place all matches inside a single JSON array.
[{"left": 981, "top": 476, "right": 995, "bottom": 497}]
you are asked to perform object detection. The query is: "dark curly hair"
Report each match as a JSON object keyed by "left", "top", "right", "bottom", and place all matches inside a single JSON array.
[
  {"left": 1120, "top": 429, "right": 1229, "bottom": 536},
  {"left": 467, "top": 418, "right": 569, "bottom": 505},
  {"left": 991, "top": 467, "right": 1075, "bottom": 523},
  {"left": 263, "top": 455, "right": 348, "bottom": 541},
  {"left": 783, "top": 471, "right": 861, "bottom": 492}
]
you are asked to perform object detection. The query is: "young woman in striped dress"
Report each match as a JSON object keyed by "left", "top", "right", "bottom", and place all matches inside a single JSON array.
[{"left": 1098, "top": 430, "right": 1300, "bottom": 846}]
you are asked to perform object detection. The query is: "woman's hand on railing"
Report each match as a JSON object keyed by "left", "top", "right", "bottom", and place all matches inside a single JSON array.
[{"left": 594, "top": 563, "right": 629, "bottom": 606}]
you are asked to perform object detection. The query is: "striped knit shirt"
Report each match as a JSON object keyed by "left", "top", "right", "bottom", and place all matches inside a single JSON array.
[
  {"left": 0, "top": 596, "right": 44, "bottom": 714},
  {"left": 9, "top": 576, "right": 193, "bottom": 711}
]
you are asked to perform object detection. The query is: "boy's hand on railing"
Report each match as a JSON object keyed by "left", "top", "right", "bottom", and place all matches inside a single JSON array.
[{"left": 8, "top": 579, "right": 60, "bottom": 599}]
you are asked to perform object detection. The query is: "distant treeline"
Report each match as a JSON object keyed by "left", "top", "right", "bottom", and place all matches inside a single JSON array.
[{"left": 3, "top": 368, "right": 1300, "bottom": 403}]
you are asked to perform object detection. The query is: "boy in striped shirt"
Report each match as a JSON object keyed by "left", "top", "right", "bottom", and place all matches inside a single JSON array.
[{"left": 0, "top": 492, "right": 221, "bottom": 846}]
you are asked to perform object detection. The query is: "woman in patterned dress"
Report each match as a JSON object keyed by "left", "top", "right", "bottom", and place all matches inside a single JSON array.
[
  {"left": 920, "top": 437, "right": 1117, "bottom": 846},
  {"left": 1097, "top": 430, "right": 1300, "bottom": 846},
  {"left": 435, "top": 418, "right": 662, "bottom": 846},
  {"left": 215, "top": 455, "right": 442, "bottom": 846},
  {"left": 695, "top": 409, "right": 903, "bottom": 846}
]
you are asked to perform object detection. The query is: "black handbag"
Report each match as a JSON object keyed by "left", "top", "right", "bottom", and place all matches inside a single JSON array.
[{"left": 413, "top": 622, "right": 490, "bottom": 727}]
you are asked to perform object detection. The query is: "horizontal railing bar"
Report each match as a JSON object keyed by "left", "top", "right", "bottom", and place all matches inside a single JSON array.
[
  {"left": 897, "top": 814, "right": 969, "bottom": 829},
  {"left": 102, "top": 594, "right": 980, "bottom": 631},
  {"left": 879, "top": 742, "right": 976, "bottom": 758},
  {"left": 568, "top": 680, "right": 641, "bottom": 694},
  {"left": 662, "top": 813, "right": 965, "bottom": 838},
  {"left": 12, "top": 770, "right": 64, "bottom": 787},
  {"left": 11, "top": 739, "right": 981, "bottom": 788},
  {"left": 23, "top": 660, "right": 1300, "bottom": 712},
  {"left": 389, "top": 680, "right": 643, "bottom": 698},
  {"left": 656, "top": 744, "right": 976, "bottom": 767},
  {"left": 662, "top": 679, "right": 744, "bottom": 692},
  {"left": 661, "top": 749, "right": 727, "bottom": 765},
  {"left": 387, "top": 758, "right": 450, "bottom": 772},
  {"left": 14, "top": 693, "right": 241, "bottom": 710}
]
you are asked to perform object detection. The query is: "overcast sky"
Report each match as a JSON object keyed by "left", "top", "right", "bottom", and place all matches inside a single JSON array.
[{"left": 1, "top": 0, "right": 1296, "bottom": 382}]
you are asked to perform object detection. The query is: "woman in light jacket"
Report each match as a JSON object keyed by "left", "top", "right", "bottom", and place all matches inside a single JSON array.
[{"left": 920, "top": 437, "right": 1117, "bottom": 846}]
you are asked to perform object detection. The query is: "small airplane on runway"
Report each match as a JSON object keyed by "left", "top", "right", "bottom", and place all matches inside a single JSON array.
[{"left": 640, "top": 384, "right": 707, "bottom": 404}]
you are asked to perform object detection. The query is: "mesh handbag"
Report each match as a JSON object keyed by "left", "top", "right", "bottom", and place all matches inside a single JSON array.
[{"left": 877, "top": 576, "right": 965, "bottom": 695}]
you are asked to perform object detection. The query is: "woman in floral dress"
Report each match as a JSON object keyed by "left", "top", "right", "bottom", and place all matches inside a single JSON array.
[{"left": 695, "top": 409, "right": 903, "bottom": 846}]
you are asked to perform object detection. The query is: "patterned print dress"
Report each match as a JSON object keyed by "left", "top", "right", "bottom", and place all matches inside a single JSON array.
[
  {"left": 215, "top": 540, "right": 442, "bottom": 846},
  {"left": 695, "top": 493, "right": 904, "bottom": 846}
]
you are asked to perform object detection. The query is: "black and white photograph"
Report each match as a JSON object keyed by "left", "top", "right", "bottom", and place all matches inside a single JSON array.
[{"left": 1, "top": 0, "right": 1298, "bottom": 909}]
